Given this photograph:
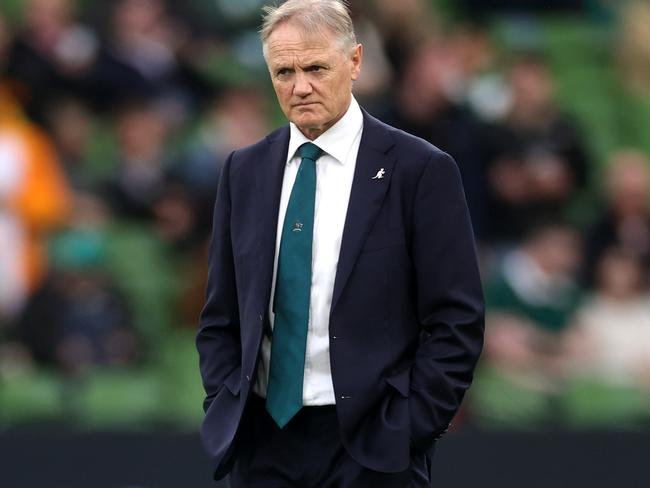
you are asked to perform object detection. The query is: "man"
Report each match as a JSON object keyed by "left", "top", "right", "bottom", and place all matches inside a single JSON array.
[{"left": 197, "top": 1, "right": 484, "bottom": 486}]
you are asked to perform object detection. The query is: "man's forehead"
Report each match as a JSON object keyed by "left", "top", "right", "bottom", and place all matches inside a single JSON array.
[
  {"left": 267, "top": 45, "right": 333, "bottom": 65},
  {"left": 267, "top": 22, "right": 336, "bottom": 57}
]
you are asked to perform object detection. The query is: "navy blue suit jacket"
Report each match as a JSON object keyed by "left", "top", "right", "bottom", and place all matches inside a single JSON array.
[{"left": 197, "top": 110, "right": 484, "bottom": 480}]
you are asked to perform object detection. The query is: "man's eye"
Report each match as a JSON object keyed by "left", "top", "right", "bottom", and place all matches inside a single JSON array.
[
  {"left": 308, "top": 66, "right": 323, "bottom": 72},
  {"left": 277, "top": 68, "right": 290, "bottom": 76}
]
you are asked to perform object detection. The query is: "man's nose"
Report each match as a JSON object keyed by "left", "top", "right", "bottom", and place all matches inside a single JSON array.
[{"left": 293, "top": 72, "right": 312, "bottom": 97}]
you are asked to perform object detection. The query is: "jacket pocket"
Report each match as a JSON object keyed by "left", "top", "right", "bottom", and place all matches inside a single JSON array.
[
  {"left": 223, "top": 366, "right": 242, "bottom": 395},
  {"left": 203, "top": 366, "right": 242, "bottom": 412},
  {"left": 383, "top": 366, "right": 411, "bottom": 397}
]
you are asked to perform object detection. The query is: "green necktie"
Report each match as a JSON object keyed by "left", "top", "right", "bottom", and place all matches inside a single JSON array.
[{"left": 266, "top": 142, "right": 323, "bottom": 428}]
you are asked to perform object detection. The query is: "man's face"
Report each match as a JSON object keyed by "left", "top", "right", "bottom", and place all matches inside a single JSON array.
[{"left": 265, "top": 22, "right": 362, "bottom": 140}]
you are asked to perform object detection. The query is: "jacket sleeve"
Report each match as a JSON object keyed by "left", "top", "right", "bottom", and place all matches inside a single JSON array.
[
  {"left": 196, "top": 152, "right": 242, "bottom": 412},
  {"left": 408, "top": 151, "right": 485, "bottom": 449}
]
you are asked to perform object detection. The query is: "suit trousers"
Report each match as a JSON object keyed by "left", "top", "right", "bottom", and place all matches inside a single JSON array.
[{"left": 229, "top": 393, "right": 431, "bottom": 488}]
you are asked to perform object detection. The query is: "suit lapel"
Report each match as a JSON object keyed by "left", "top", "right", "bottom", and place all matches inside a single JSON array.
[
  {"left": 256, "top": 126, "right": 290, "bottom": 313},
  {"left": 331, "top": 112, "right": 396, "bottom": 311}
]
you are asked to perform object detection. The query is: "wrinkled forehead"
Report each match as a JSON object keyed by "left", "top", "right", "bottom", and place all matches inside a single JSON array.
[{"left": 265, "top": 20, "right": 342, "bottom": 61}]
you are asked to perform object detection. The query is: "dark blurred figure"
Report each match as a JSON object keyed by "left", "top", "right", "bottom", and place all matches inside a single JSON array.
[
  {"left": 172, "top": 87, "right": 270, "bottom": 244},
  {"left": 484, "top": 221, "right": 582, "bottom": 393},
  {"left": 372, "top": 0, "right": 436, "bottom": 74},
  {"left": 15, "top": 193, "right": 139, "bottom": 376},
  {"left": 178, "top": 87, "right": 269, "bottom": 194},
  {"left": 5, "top": 0, "right": 98, "bottom": 124},
  {"left": 103, "top": 100, "right": 170, "bottom": 221},
  {"left": 348, "top": 3, "right": 392, "bottom": 110},
  {"left": 90, "top": 0, "right": 205, "bottom": 120},
  {"left": 483, "top": 54, "right": 590, "bottom": 244},
  {"left": 45, "top": 95, "right": 95, "bottom": 190},
  {"left": 151, "top": 182, "right": 197, "bottom": 252},
  {"left": 381, "top": 37, "right": 487, "bottom": 235},
  {"left": 450, "top": 22, "right": 511, "bottom": 123},
  {"left": 582, "top": 150, "right": 650, "bottom": 286}
]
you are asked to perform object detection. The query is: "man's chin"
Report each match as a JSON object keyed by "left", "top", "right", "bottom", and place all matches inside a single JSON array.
[{"left": 291, "top": 116, "right": 324, "bottom": 133}]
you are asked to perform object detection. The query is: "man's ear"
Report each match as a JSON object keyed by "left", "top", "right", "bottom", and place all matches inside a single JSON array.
[{"left": 351, "top": 43, "right": 363, "bottom": 81}]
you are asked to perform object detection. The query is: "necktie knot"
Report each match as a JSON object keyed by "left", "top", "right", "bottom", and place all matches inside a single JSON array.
[{"left": 298, "top": 142, "right": 323, "bottom": 162}]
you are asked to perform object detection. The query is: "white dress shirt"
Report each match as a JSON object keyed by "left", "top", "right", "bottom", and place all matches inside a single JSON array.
[{"left": 253, "top": 96, "right": 364, "bottom": 405}]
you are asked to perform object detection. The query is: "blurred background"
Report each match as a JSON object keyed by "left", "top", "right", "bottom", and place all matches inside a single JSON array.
[{"left": 1, "top": 0, "right": 650, "bottom": 486}]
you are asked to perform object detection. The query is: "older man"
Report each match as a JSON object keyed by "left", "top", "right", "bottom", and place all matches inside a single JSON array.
[{"left": 196, "top": 1, "right": 484, "bottom": 486}]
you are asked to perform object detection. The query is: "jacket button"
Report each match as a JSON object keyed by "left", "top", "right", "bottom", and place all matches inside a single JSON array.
[
  {"left": 245, "top": 375, "right": 251, "bottom": 381},
  {"left": 340, "top": 395, "right": 352, "bottom": 400},
  {"left": 259, "top": 314, "right": 263, "bottom": 321}
]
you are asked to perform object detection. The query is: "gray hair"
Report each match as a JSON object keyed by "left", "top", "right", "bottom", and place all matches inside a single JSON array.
[{"left": 260, "top": 0, "right": 357, "bottom": 59}]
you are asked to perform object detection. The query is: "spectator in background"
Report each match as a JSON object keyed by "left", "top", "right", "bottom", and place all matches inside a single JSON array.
[
  {"left": 103, "top": 99, "right": 170, "bottom": 222},
  {"left": 451, "top": 22, "right": 511, "bottom": 123},
  {"left": 45, "top": 95, "right": 95, "bottom": 190},
  {"left": 484, "top": 221, "right": 582, "bottom": 391},
  {"left": 569, "top": 248, "right": 650, "bottom": 389},
  {"left": 180, "top": 87, "right": 269, "bottom": 188},
  {"left": 0, "top": 78, "right": 71, "bottom": 323},
  {"left": 483, "top": 54, "right": 589, "bottom": 244},
  {"left": 372, "top": 0, "right": 436, "bottom": 74},
  {"left": 5, "top": 0, "right": 98, "bottom": 124},
  {"left": 91, "top": 0, "right": 203, "bottom": 121},
  {"left": 15, "top": 192, "right": 139, "bottom": 375},
  {"left": 173, "top": 86, "right": 270, "bottom": 245},
  {"left": 347, "top": 3, "right": 392, "bottom": 111},
  {"left": 149, "top": 182, "right": 196, "bottom": 252},
  {"left": 381, "top": 37, "right": 487, "bottom": 235},
  {"left": 583, "top": 149, "right": 650, "bottom": 286}
]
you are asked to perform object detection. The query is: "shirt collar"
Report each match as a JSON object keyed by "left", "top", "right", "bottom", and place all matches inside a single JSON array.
[{"left": 286, "top": 96, "right": 363, "bottom": 165}]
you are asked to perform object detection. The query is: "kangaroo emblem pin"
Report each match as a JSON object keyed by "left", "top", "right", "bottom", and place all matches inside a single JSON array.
[{"left": 372, "top": 168, "right": 386, "bottom": 180}]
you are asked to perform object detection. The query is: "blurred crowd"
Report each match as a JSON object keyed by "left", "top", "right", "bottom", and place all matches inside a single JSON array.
[{"left": 1, "top": 0, "right": 650, "bottom": 429}]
